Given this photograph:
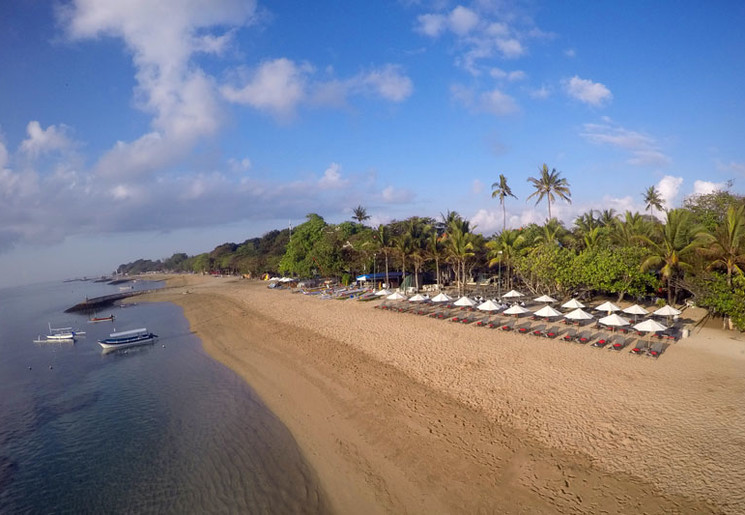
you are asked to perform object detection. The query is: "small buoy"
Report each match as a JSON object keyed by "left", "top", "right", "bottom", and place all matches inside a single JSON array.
[
  {"left": 28, "top": 366, "right": 32, "bottom": 370},
  {"left": 49, "top": 365, "right": 53, "bottom": 370},
  {"left": 162, "top": 344, "right": 165, "bottom": 348}
]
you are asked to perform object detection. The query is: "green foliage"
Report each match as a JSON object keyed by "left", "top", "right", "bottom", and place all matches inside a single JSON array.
[
  {"left": 684, "top": 187, "right": 743, "bottom": 232},
  {"left": 278, "top": 214, "right": 328, "bottom": 276},
  {"left": 574, "top": 247, "right": 659, "bottom": 299},
  {"left": 693, "top": 272, "right": 745, "bottom": 330}
]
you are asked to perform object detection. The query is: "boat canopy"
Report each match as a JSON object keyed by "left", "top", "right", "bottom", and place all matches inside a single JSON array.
[{"left": 108, "top": 328, "right": 149, "bottom": 338}]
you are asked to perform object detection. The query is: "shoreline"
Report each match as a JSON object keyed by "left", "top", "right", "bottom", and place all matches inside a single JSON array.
[{"left": 140, "top": 275, "right": 744, "bottom": 514}]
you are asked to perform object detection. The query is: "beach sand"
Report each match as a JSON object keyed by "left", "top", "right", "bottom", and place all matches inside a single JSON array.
[{"left": 141, "top": 275, "right": 745, "bottom": 514}]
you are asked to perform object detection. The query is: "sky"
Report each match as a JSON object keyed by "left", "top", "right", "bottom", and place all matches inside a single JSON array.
[{"left": 1, "top": 0, "right": 744, "bottom": 287}]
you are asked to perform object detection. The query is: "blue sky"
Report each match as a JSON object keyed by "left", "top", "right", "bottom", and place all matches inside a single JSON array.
[{"left": 1, "top": 0, "right": 744, "bottom": 286}]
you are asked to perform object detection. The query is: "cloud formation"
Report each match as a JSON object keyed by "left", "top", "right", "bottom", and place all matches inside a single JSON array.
[
  {"left": 564, "top": 76, "right": 612, "bottom": 106},
  {"left": 581, "top": 119, "right": 671, "bottom": 167}
]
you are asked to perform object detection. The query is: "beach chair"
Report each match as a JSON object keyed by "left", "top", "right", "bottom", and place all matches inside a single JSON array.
[
  {"left": 591, "top": 335, "right": 610, "bottom": 348},
  {"left": 499, "top": 320, "right": 515, "bottom": 331},
  {"left": 630, "top": 340, "right": 650, "bottom": 355},
  {"left": 516, "top": 322, "right": 532, "bottom": 334},
  {"left": 530, "top": 324, "right": 546, "bottom": 337},
  {"left": 647, "top": 342, "right": 669, "bottom": 359},
  {"left": 610, "top": 337, "right": 632, "bottom": 351},
  {"left": 476, "top": 315, "right": 496, "bottom": 327},
  {"left": 544, "top": 326, "right": 561, "bottom": 338},
  {"left": 460, "top": 314, "right": 478, "bottom": 324},
  {"left": 576, "top": 331, "right": 592, "bottom": 344},
  {"left": 562, "top": 329, "right": 577, "bottom": 342}
]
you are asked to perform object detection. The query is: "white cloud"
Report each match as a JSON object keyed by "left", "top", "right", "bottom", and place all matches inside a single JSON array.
[
  {"left": 381, "top": 185, "right": 414, "bottom": 204},
  {"left": 221, "top": 58, "right": 310, "bottom": 118},
  {"left": 452, "top": 85, "right": 518, "bottom": 116},
  {"left": 470, "top": 208, "right": 500, "bottom": 234},
  {"left": 318, "top": 162, "right": 348, "bottom": 189},
  {"left": 715, "top": 159, "right": 745, "bottom": 175},
  {"left": 490, "top": 67, "right": 526, "bottom": 81},
  {"left": 692, "top": 180, "right": 726, "bottom": 196},
  {"left": 564, "top": 76, "right": 612, "bottom": 106},
  {"left": 20, "top": 121, "right": 74, "bottom": 158},
  {"left": 530, "top": 85, "right": 550, "bottom": 99},
  {"left": 225, "top": 61, "right": 413, "bottom": 115},
  {"left": 581, "top": 120, "right": 671, "bottom": 167},
  {"left": 471, "top": 179, "right": 484, "bottom": 194},
  {"left": 657, "top": 175, "right": 683, "bottom": 208},
  {"left": 61, "top": 0, "right": 256, "bottom": 179},
  {"left": 415, "top": 3, "right": 541, "bottom": 73},
  {"left": 449, "top": 5, "right": 480, "bottom": 35}
]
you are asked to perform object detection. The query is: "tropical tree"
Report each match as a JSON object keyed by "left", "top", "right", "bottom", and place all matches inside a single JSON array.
[
  {"left": 426, "top": 225, "right": 444, "bottom": 288},
  {"left": 643, "top": 186, "right": 664, "bottom": 219},
  {"left": 442, "top": 217, "right": 476, "bottom": 296},
  {"left": 526, "top": 163, "right": 572, "bottom": 220},
  {"left": 491, "top": 173, "right": 517, "bottom": 231},
  {"left": 373, "top": 224, "right": 394, "bottom": 288},
  {"left": 637, "top": 209, "right": 704, "bottom": 304},
  {"left": 697, "top": 204, "right": 745, "bottom": 287},
  {"left": 610, "top": 211, "right": 650, "bottom": 247},
  {"left": 485, "top": 228, "right": 526, "bottom": 292},
  {"left": 352, "top": 205, "right": 370, "bottom": 225}
]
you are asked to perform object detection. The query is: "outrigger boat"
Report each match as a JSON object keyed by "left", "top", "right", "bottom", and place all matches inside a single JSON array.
[
  {"left": 98, "top": 328, "right": 157, "bottom": 350},
  {"left": 89, "top": 314, "right": 115, "bottom": 323}
]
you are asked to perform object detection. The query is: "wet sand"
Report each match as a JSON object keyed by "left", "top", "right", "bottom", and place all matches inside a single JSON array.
[{"left": 141, "top": 275, "right": 745, "bottom": 514}]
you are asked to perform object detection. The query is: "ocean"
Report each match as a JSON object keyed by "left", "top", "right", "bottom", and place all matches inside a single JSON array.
[{"left": 0, "top": 279, "right": 329, "bottom": 513}]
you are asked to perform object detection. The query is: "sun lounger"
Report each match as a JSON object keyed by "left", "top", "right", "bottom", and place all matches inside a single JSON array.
[
  {"left": 530, "top": 324, "right": 546, "bottom": 336},
  {"left": 576, "top": 331, "right": 592, "bottom": 344},
  {"left": 516, "top": 322, "right": 532, "bottom": 334},
  {"left": 562, "top": 329, "right": 577, "bottom": 341},
  {"left": 630, "top": 340, "right": 650, "bottom": 355},
  {"left": 499, "top": 321, "right": 515, "bottom": 331},
  {"left": 544, "top": 326, "right": 560, "bottom": 338},
  {"left": 647, "top": 341, "right": 669, "bottom": 358},
  {"left": 476, "top": 316, "right": 496, "bottom": 327},
  {"left": 591, "top": 335, "right": 610, "bottom": 348},
  {"left": 610, "top": 337, "right": 632, "bottom": 351}
]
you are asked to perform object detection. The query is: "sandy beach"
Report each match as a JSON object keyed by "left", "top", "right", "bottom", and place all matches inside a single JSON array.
[{"left": 140, "top": 275, "right": 745, "bottom": 514}]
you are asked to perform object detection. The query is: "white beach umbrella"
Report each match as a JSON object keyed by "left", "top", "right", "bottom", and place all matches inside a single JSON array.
[
  {"left": 503, "top": 304, "right": 530, "bottom": 316},
  {"left": 564, "top": 308, "right": 594, "bottom": 321},
  {"left": 431, "top": 292, "right": 452, "bottom": 303},
  {"left": 653, "top": 305, "right": 681, "bottom": 317},
  {"left": 374, "top": 288, "right": 392, "bottom": 296},
  {"left": 595, "top": 301, "right": 621, "bottom": 313},
  {"left": 634, "top": 318, "right": 667, "bottom": 334},
  {"left": 623, "top": 304, "right": 649, "bottom": 322},
  {"left": 477, "top": 299, "right": 501, "bottom": 311},
  {"left": 386, "top": 291, "right": 407, "bottom": 300},
  {"left": 561, "top": 299, "right": 585, "bottom": 309},
  {"left": 454, "top": 296, "right": 477, "bottom": 307},
  {"left": 408, "top": 293, "right": 428, "bottom": 302},
  {"left": 502, "top": 289, "right": 524, "bottom": 299},
  {"left": 534, "top": 294, "right": 558, "bottom": 303},
  {"left": 599, "top": 313, "right": 630, "bottom": 328},
  {"left": 533, "top": 305, "right": 563, "bottom": 318}
]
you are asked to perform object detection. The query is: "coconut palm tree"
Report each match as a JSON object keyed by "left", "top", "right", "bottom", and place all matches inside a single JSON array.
[
  {"left": 598, "top": 209, "right": 618, "bottom": 227},
  {"left": 491, "top": 174, "right": 517, "bottom": 231},
  {"left": 610, "top": 211, "right": 650, "bottom": 247},
  {"left": 485, "top": 229, "right": 526, "bottom": 291},
  {"left": 442, "top": 218, "right": 476, "bottom": 296},
  {"left": 526, "top": 164, "right": 572, "bottom": 220},
  {"left": 426, "top": 225, "right": 444, "bottom": 288},
  {"left": 643, "top": 186, "right": 664, "bottom": 219},
  {"left": 374, "top": 224, "right": 394, "bottom": 288},
  {"left": 352, "top": 205, "right": 370, "bottom": 225},
  {"left": 638, "top": 209, "right": 704, "bottom": 304},
  {"left": 697, "top": 204, "right": 745, "bottom": 287}
]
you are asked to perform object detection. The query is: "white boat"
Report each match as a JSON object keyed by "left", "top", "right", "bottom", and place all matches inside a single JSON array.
[
  {"left": 98, "top": 328, "right": 158, "bottom": 350},
  {"left": 34, "top": 334, "right": 75, "bottom": 343},
  {"left": 48, "top": 323, "right": 85, "bottom": 338}
]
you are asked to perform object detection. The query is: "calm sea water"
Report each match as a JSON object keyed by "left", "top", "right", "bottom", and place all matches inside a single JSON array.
[{"left": 0, "top": 279, "right": 329, "bottom": 513}]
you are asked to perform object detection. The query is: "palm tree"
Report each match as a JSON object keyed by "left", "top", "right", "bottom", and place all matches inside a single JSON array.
[
  {"left": 442, "top": 218, "right": 476, "bottom": 296},
  {"left": 374, "top": 224, "right": 393, "bottom": 288},
  {"left": 352, "top": 205, "right": 370, "bottom": 225},
  {"left": 526, "top": 164, "right": 572, "bottom": 220},
  {"left": 485, "top": 228, "right": 525, "bottom": 291},
  {"left": 638, "top": 209, "right": 704, "bottom": 304},
  {"left": 697, "top": 205, "right": 745, "bottom": 287},
  {"left": 426, "top": 226, "right": 444, "bottom": 288},
  {"left": 643, "top": 186, "right": 664, "bottom": 219},
  {"left": 532, "top": 218, "right": 568, "bottom": 248},
  {"left": 610, "top": 211, "right": 650, "bottom": 247},
  {"left": 598, "top": 209, "right": 618, "bottom": 227},
  {"left": 491, "top": 174, "right": 517, "bottom": 231}
]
